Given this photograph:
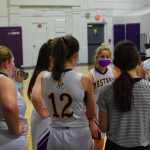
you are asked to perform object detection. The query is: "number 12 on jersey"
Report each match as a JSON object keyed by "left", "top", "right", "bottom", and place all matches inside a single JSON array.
[{"left": 48, "top": 92, "right": 74, "bottom": 118}]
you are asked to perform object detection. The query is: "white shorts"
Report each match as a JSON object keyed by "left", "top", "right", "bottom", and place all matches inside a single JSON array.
[
  {"left": 0, "top": 133, "right": 28, "bottom": 150},
  {"left": 31, "top": 109, "right": 51, "bottom": 150},
  {"left": 47, "top": 126, "right": 94, "bottom": 150}
]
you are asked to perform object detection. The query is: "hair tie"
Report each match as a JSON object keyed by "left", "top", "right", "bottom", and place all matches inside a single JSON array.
[
  {"left": 61, "top": 37, "right": 65, "bottom": 43},
  {"left": 65, "top": 48, "right": 70, "bottom": 56}
]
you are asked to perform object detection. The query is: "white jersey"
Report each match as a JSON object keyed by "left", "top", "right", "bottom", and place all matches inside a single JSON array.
[
  {"left": 90, "top": 67, "right": 114, "bottom": 140},
  {"left": 0, "top": 73, "right": 28, "bottom": 149},
  {"left": 143, "top": 58, "right": 150, "bottom": 81},
  {"left": 90, "top": 67, "right": 114, "bottom": 103},
  {"left": 31, "top": 70, "right": 51, "bottom": 150},
  {"left": 42, "top": 69, "right": 89, "bottom": 128}
]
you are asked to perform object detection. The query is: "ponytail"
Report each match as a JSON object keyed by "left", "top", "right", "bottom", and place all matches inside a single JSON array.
[
  {"left": 113, "top": 72, "right": 134, "bottom": 112},
  {"left": 113, "top": 40, "right": 140, "bottom": 113},
  {"left": 52, "top": 36, "right": 79, "bottom": 80},
  {"left": 27, "top": 42, "right": 53, "bottom": 100}
]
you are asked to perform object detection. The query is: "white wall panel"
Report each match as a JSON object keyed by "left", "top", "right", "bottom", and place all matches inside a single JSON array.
[
  {"left": 141, "top": 13, "right": 150, "bottom": 44},
  {"left": 10, "top": 14, "right": 20, "bottom": 26},
  {"left": 0, "top": 0, "right": 8, "bottom": 8},
  {"left": 10, "top": 0, "right": 81, "bottom": 6},
  {"left": 10, "top": 6, "right": 19, "bottom": 13},
  {"left": 0, "top": 17, "right": 8, "bottom": 26}
]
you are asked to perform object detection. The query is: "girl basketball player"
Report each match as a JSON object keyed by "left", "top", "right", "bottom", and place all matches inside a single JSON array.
[
  {"left": 41, "top": 36, "right": 96, "bottom": 150},
  {"left": 87, "top": 43, "right": 117, "bottom": 150},
  {"left": 28, "top": 40, "right": 53, "bottom": 150},
  {"left": 139, "top": 48, "right": 150, "bottom": 81},
  {"left": 0, "top": 46, "right": 28, "bottom": 150}
]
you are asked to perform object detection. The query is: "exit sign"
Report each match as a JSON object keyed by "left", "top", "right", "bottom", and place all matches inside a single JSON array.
[{"left": 38, "top": 24, "right": 42, "bottom": 28}]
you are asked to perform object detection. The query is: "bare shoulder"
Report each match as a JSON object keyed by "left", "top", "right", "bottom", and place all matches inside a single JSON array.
[
  {"left": 36, "top": 71, "right": 48, "bottom": 82},
  {"left": 87, "top": 71, "right": 93, "bottom": 83},
  {"left": 112, "top": 68, "right": 118, "bottom": 79},
  {"left": 140, "top": 62, "right": 144, "bottom": 68},
  {"left": 81, "top": 74, "right": 92, "bottom": 91},
  {"left": 139, "top": 62, "right": 145, "bottom": 79},
  {"left": 81, "top": 74, "right": 91, "bottom": 81},
  {"left": 0, "top": 76, "right": 16, "bottom": 89},
  {"left": 0, "top": 77, "right": 16, "bottom": 105}
]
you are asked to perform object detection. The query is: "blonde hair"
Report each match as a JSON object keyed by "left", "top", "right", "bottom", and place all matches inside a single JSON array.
[
  {"left": 0, "top": 46, "right": 12, "bottom": 66},
  {"left": 47, "top": 39, "right": 53, "bottom": 44},
  {"left": 94, "top": 43, "right": 112, "bottom": 67}
]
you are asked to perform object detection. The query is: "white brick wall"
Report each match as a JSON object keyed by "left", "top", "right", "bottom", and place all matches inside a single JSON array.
[
  {"left": 0, "top": 0, "right": 8, "bottom": 26},
  {"left": 0, "top": 0, "right": 149, "bottom": 66}
]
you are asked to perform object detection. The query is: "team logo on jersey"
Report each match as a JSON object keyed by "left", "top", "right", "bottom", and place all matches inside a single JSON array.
[
  {"left": 56, "top": 79, "right": 64, "bottom": 89},
  {"left": 93, "top": 77, "right": 114, "bottom": 89}
]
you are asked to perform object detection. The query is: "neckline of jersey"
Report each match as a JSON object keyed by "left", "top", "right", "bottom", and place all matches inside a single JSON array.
[
  {"left": 63, "top": 69, "right": 73, "bottom": 72},
  {"left": 45, "top": 69, "right": 50, "bottom": 72},
  {"left": 95, "top": 67, "right": 108, "bottom": 75},
  {"left": 0, "top": 72, "right": 8, "bottom": 77}
]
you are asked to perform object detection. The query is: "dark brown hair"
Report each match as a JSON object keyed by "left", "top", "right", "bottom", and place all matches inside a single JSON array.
[
  {"left": 27, "top": 42, "right": 53, "bottom": 100},
  {"left": 51, "top": 36, "right": 79, "bottom": 80},
  {"left": 113, "top": 40, "right": 140, "bottom": 112}
]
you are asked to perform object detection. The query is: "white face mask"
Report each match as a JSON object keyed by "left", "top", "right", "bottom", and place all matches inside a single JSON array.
[{"left": 8, "top": 62, "right": 15, "bottom": 77}]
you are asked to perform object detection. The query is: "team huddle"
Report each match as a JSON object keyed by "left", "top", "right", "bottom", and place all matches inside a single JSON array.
[{"left": 0, "top": 36, "right": 150, "bottom": 150}]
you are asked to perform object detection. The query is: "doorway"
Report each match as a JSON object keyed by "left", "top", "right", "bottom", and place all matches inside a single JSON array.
[
  {"left": 88, "top": 24, "right": 104, "bottom": 65},
  {"left": 32, "top": 23, "right": 47, "bottom": 66}
]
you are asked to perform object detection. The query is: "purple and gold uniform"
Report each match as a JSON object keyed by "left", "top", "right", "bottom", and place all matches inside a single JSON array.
[
  {"left": 90, "top": 67, "right": 114, "bottom": 139},
  {"left": 0, "top": 74, "right": 28, "bottom": 150},
  {"left": 30, "top": 70, "right": 51, "bottom": 150},
  {"left": 143, "top": 59, "right": 150, "bottom": 81},
  {"left": 42, "top": 69, "right": 94, "bottom": 150}
]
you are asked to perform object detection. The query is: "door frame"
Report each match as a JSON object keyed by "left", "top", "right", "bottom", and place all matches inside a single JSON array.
[
  {"left": 32, "top": 21, "right": 48, "bottom": 65},
  {"left": 87, "top": 22, "right": 106, "bottom": 64},
  {"left": 87, "top": 22, "right": 107, "bottom": 46}
]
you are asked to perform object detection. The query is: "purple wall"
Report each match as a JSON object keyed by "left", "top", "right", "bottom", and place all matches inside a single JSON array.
[
  {"left": 4, "top": 27, "right": 23, "bottom": 65},
  {"left": 114, "top": 24, "right": 125, "bottom": 48},
  {"left": 0, "top": 27, "right": 23, "bottom": 65},
  {"left": 126, "top": 23, "right": 140, "bottom": 51}
]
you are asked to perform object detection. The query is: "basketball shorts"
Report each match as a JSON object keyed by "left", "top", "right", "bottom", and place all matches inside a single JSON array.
[
  {"left": 31, "top": 109, "right": 51, "bottom": 150},
  {"left": 0, "top": 134, "right": 28, "bottom": 150},
  {"left": 47, "top": 126, "right": 94, "bottom": 150}
]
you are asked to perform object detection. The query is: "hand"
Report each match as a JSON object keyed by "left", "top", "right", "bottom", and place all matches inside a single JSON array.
[
  {"left": 18, "top": 121, "right": 25, "bottom": 135},
  {"left": 43, "top": 108, "right": 51, "bottom": 118},
  {"left": 90, "top": 121, "right": 100, "bottom": 138},
  {"left": 14, "top": 69, "right": 23, "bottom": 84},
  {"left": 9, "top": 120, "right": 25, "bottom": 135}
]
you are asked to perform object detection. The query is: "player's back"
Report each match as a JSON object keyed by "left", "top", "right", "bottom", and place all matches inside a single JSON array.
[{"left": 42, "top": 69, "right": 88, "bottom": 128}]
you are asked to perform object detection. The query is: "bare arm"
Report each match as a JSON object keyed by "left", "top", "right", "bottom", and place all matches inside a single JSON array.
[
  {"left": 31, "top": 72, "right": 50, "bottom": 118},
  {"left": 139, "top": 62, "right": 145, "bottom": 79},
  {"left": 81, "top": 74, "right": 96, "bottom": 121},
  {"left": 99, "top": 110, "right": 108, "bottom": 132},
  {"left": 0, "top": 77, "right": 25, "bottom": 135},
  {"left": 112, "top": 68, "right": 118, "bottom": 79},
  {"left": 87, "top": 71, "right": 93, "bottom": 84}
]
